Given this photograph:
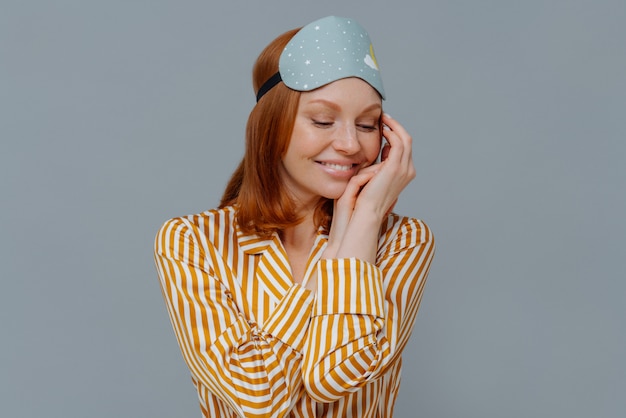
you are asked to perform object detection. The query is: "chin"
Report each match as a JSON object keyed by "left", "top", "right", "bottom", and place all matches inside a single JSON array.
[{"left": 320, "top": 185, "right": 349, "bottom": 200}]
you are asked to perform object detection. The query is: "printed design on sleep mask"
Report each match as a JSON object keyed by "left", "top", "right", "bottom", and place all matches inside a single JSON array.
[
  {"left": 256, "top": 16, "right": 385, "bottom": 102},
  {"left": 279, "top": 16, "right": 385, "bottom": 99}
]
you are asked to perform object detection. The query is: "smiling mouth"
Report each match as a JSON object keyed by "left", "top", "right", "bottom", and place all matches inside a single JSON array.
[{"left": 317, "top": 161, "right": 357, "bottom": 171}]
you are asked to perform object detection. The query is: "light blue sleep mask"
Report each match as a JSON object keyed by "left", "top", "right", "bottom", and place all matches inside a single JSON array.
[{"left": 256, "top": 16, "right": 385, "bottom": 101}]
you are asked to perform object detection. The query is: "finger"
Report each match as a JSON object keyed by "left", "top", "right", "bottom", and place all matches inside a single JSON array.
[
  {"left": 357, "top": 162, "right": 383, "bottom": 176},
  {"left": 381, "top": 125, "right": 408, "bottom": 173},
  {"left": 347, "top": 169, "right": 377, "bottom": 192},
  {"left": 382, "top": 114, "right": 412, "bottom": 155},
  {"left": 336, "top": 169, "right": 376, "bottom": 208},
  {"left": 381, "top": 125, "right": 403, "bottom": 164},
  {"left": 382, "top": 115, "right": 413, "bottom": 171},
  {"left": 382, "top": 113, "right": 411, "bottom": 140},
  {"left": 381, "top": 142, "right": 391, "bottom": 161}
]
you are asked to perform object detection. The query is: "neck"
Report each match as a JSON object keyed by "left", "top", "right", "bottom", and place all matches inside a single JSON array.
[{"left": 280, "top": 216, "right": 317, "bottom": 250}]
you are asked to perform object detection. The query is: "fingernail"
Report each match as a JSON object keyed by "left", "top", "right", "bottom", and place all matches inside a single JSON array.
[
  {"left": 383, "top": 125, "right": 390, "bottom": 131},
  {"left": 384, "top": 112, "right": 392, "bottom": 119}
]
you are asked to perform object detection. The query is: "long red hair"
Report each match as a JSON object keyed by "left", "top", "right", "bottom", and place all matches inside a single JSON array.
[{"left": 219, "top": 28, "right": 333, "bottom": 237}]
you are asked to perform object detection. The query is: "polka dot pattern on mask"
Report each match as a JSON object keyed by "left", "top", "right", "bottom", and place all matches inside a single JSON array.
[{"left": 278, "top": 16, "right": 385, "bottom": 99}]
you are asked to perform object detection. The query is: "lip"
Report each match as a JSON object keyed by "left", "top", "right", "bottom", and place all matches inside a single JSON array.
[{"left": 315, "top": 160, "right": 361, "bottom": 178}]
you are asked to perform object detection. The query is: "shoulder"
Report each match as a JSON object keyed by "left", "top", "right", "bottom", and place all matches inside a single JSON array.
[
  {"left": 154, "top": 206, "right": 238, "bottom": 252},
  {"left": 381, "top": 213, "right": 433, "bottom": 242},
  {"left": 377, "top": 213, "right": 435, "bottom": 257}
]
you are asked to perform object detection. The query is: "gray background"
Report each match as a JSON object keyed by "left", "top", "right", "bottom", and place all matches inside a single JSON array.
[{"left": 2, "top": 0, "right": 625, "bottom": 417}]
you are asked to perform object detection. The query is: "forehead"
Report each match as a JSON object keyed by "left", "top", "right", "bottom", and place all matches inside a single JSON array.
[{"left": 298, "top": 77, "right": 382, "bottom": 109}]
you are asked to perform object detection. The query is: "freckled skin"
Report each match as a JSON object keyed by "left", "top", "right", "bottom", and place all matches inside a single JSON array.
[{"left": 279, "top": 78, "right": 382, "bottom": 208}]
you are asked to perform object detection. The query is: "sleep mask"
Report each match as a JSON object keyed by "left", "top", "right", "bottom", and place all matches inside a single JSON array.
[{"left": 256, "top": 16, "right": 385, "bottom": 101}]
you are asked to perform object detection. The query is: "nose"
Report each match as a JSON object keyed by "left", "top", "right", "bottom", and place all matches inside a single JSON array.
[{"left": 332, "top": 124, "right": 361, "bottom": 154}]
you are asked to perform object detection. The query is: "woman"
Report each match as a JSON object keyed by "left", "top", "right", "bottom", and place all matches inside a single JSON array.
[{"left": 154, "top": 16, "right": 435, "bottom": 417}]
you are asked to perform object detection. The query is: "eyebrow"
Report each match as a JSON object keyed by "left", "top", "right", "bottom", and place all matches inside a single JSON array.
[{"left": 305, "top": 99, "right": 382, "bottom": 113}]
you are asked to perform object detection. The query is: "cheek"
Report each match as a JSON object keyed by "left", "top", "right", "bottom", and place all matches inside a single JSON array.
[{"left": 365, "top": 136, "right": 383, "bottom": 162}]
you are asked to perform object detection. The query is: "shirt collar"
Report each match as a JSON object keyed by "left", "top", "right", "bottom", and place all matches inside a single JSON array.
[{"left": 237, "top": 224, "right": 329, "bottom": 255}]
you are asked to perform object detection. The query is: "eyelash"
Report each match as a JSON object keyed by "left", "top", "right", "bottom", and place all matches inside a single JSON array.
[
  {"left": 313, "top": 120, "right": 333, "bottom": 128},
  {"left": 357, "top": 124, "right": 378, "bottom": 132},
  {"left": 312, "top": 120, "right": 379, "bottom": 132}
]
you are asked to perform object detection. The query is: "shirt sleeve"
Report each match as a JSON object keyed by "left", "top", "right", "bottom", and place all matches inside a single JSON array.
[
  {"left": 302, "top": 216, "right": 435, "bottom": 403},
  {"left": 154, "top": 217, "right": 314, "bottom": 417}
]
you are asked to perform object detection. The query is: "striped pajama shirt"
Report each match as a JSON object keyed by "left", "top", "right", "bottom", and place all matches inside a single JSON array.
[{"left": 154, "top": 205, "right": 434, "bottom": 417}]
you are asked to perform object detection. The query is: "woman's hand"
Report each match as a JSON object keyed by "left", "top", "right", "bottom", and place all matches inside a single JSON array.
[
  {"left": 322, "top": 114, "right": 415, "bottom": 261},
  {"left": 322, "top": 167, "right": 377, "bottom": 258},
  {"left": 355, "top": 113, "right": 415, "bottom": 217}
]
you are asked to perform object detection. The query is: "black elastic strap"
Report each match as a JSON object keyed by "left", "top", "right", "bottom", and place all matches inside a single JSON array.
[{"left": 256, "top": 72, "right": 282, "bottom": 102}]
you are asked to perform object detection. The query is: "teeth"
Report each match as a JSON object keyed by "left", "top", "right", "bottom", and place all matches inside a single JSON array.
[{"left": 320, "top": 162, "right": 353, "bottom": 171}]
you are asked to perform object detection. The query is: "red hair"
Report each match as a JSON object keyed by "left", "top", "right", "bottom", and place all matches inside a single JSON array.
[{"left": 219, "top": 28, "right": 333, "bottom": 237}]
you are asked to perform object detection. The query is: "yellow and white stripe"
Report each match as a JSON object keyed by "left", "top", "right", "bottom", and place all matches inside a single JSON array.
[{"left": 154, "top": 205, "right": 434, "bottom": 417}]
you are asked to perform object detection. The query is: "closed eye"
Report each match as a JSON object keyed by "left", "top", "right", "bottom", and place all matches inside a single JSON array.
[
  {"left": 312, "top": 120, "right": 333, "bottom": 128},
  {"left": 357, "top": 124, "right": 378, "bottom": 132}
]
